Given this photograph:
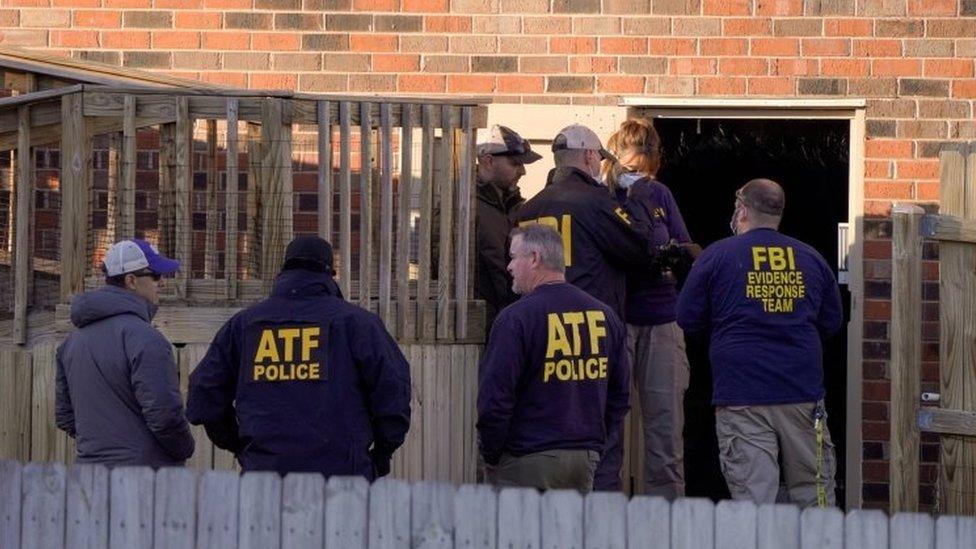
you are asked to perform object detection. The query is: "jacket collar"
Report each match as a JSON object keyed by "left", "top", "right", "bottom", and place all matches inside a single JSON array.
[
  {"left": 545, "top": 166, "right": 602, "bottom": 189},
  {"left": 271, "top": 269, "right": 344, "bottom": 299},
  {"left": 477, "top": 178, "right": 524, "bottom": 212}
]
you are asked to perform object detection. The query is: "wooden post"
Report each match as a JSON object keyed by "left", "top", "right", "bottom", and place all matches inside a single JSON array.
[
  {"left": 174, "top": 96, "right": 191, "bottom": 299},
  {"left": 119, "top": 95, "right": 136, "bottom": 238},
  {"left": 938, "top": 143, "right": 976, "bottom": 515},
  {"left": 396, "top": 105, "right": 414, "bottom": 340},
  {"left": 245, "top": 122, "right": 262, "bottom": 279},
  {"left": 436, "top": 106, "right": 456, "bottom": 341},
  {"left": 106, "top": 132, "right": 120, "bottom": 243},
  {"left": 379, "top": 102, "right": 394, "bottom": 330},
  {"left": 890, "top": 203, "right": 923, "bottom": 513},
  {"left": 259, "top": 98, "right": 293, "bottom": 283},
  {"left": 204, "top": 119, "right": 218, "bottom": 278},
  {"left": 316, "top": 100, "right": 332, "bottom": 244},
  {"left": 225, "top": 101, "right": 239, "bottom": 299},
  {"left": 158, "top": 124, "right": 175, "bottom": 257},
  {"left": 13, "top": 106, "right": 31, "bottom": 344},
  {"left": 454, "top": 106, "right": 474, "bottom": 339},
  {"left": 359, "top": 102, "right": 373, "bottom": 309},
  {"left": 338, "top": 101, "right": 352, "bottom": 298},
  {"left": 417, "top": 105, "right": 435, "bottom": 341},
  {"left": 60, "top": 92, "right": 88, "bottom": 302}
]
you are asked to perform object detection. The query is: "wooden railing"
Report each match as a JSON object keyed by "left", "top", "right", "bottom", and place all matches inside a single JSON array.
[{"left": 2, "top": 460, "right": 975, "bottom": 549}]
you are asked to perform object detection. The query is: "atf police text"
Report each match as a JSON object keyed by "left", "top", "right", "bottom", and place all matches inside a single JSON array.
[
  {"left": 252, "top": 327, "right": 322, "bottom": 382},
  {"left": 543, "top": 310, "right": 608, "bottom": 383}
]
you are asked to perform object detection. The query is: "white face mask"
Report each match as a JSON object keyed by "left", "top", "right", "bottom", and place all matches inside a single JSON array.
[{"left": 618, "top": 172, "right": 642, "bottom": 190}]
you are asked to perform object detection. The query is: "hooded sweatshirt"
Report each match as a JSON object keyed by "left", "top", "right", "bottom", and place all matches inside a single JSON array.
[{"left": 55, "top": 285, "right": 195, "bottom": 467}]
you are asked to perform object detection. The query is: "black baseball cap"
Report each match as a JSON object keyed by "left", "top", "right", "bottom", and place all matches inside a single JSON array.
[
  {"left": 477, "top": 125, "right": 543, "bottom": 164},
  {"left": 282, "top": 235, "right": 335, "bottom": 274}
]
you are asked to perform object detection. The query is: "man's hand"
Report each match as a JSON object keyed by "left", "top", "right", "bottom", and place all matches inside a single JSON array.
[{"left": 370, "top": 448, "right": 392, "bottom": 478}]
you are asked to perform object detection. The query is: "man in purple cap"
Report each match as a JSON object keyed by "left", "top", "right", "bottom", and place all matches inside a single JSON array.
[{"left": 55, "top": 239, "right": 195, "bottom": 467}]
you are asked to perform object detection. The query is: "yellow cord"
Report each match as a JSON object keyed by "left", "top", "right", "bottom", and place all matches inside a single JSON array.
[{"left": 815, "top": 413, "right": 828, "bottom": 508}]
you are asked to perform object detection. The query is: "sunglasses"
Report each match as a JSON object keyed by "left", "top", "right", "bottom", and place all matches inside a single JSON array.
[{"left": 131, "top": 271, "right": 162, "bottom": 282}]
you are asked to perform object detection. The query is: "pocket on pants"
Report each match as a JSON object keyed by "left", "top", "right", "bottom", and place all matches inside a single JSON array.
[{"left": 718, "top": 435, "right": 748, "bottom": 491}]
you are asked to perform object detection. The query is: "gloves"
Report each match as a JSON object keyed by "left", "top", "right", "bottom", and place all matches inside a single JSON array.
[{"left": 370, "top": 448, "right": 392, "bottom": 478}]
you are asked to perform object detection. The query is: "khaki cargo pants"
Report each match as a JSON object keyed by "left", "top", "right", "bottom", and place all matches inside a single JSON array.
[
  {"left": 489, "top": 449, "right": 601, "bottom": 494},
  {"left": 715, "top": 401, "right": 836, "bottom": 508}
]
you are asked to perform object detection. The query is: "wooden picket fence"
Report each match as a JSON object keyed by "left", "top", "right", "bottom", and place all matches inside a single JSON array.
[{"left": 2, "top": 460, "right": 975, "bottom": 549}]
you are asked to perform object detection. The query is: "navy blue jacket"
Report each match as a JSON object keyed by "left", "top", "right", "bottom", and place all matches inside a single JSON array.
[
  {"left": 676, "top": 228, "right": 843, "bottom": 406},
  {"left": 477, "top": 282, "right": 631, "bottom": 465},
  {"left": 186, "top": 269, "right": 411, "bottom": 478},
  {"left": 515, "top": 167, "right": 654, "bottom": 318}
]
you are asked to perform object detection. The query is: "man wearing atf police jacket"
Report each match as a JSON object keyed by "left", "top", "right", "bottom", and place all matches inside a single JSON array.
[
  {"left": 477, "top": 224, "right": 630, "bottom": 493},
  {"left": 514, "top": 124, "right": 655, "bottom": 491},
  {"left": 186, "top": 236, "right": 411, "bottom": 479},
  {"left": 677, "top": 179, "right": 843, "bottom": 508}
]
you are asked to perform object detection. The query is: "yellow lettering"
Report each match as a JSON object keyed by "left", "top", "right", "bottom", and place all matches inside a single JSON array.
[
  {"left": 556, "top": 359, "right": 572, "bottom": 381},
  {"left": 518, "top": 215, "right": 573, "bottom": 267},
  {"left": 265, "top": 364, "right": 279, "bottom": 381},
  {"left": 786, "top": 246, "right": 796, "bottom": 270},
  {"left": 543, "top": 362, "right": 556, "bottom": 382},
  {"left": 562, "top": 312, "right": 585, "bottom": 355},
  {"left": 546, "top": 314, "right": 573, "bottom": 358},
  {"left": 769, "top": 247, "right": 787, "bottom": 271},
  {"left": 296, "top": 364, "right": 309, "bottom": 380},
  {"left": 585, "top": 358, "right": 599, "bottom": 379},
  {"left": 599, "top": 357, "right": 608, "bottom": 378},
  {"left": 278, "top": 328, "right": 301, "bottom": 362},
  {"left": 586, "top": 310, "right": 606, "bottom": 355},
  {"left": 253, "top": 364, "right": 266, "bottom": 381},
  {"left": 752, "top": 247, "right": 767, "bottom": 270},
  {"left": 254, "top": 329, "right": 280, "bottom": 363},
  {"left": 308, "top": 363, "right": 321, "bottom": 379},
  {"left": 301, "top": 327, "right": 320, "bottom": 361}
]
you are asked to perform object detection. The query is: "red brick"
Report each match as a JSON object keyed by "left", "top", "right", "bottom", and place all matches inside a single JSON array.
[
  {"left": 550, "top": 37, "right": 597, "bottom": 54},
  {"left": 74, "top": 10, "right": 121, "bottom": 28},
  {"left": 204, "top": 0, "right": 251, "bottom": 6},
  {"left": 719, "top": 57, "right": 768, "bottom": 75},
  {"left": 353, "top": 0, "right": 398, "bottom": 9},
  {"left": 104, "top": 0, "right": 152, "bottom": 6},
  {"left": 770, "top": 58, "right": 818, "bottom": 76},
  {"left": 102, "top": 30, "right": 151, "bottom": 48},
  {"left": 600, "top": 37, "right": 648, "bottom": 55},
  {"left": 244, "top": 73, "right": 293, "bottom": 89},
  {"left": 863, "top": 379, "right": 891, "bottom": 400},
  {"left": 596, "top": 75, "right": 645, "bottom": 93},
  {"left": 152, "top": 31, "right": 201, "bottom": 50},
  {"left": 907, "top": 0, "right": 956, "bottom": 15},
  {"left": 854, "top": 39, "right": 902, "bottom": 57},
  {"left": 866, "top": 160, "right": 892, "bottom": 178},
  {"left": 372, "top": 53, "right": 419, "bottom": 72},
  {"left": 703, "top": 0, "right": 753, "bottom": 14},
  {"left": 866, "top": 139, "right": 913, "bottom": 158},
  {"left": 925, "top": 59, "right": 975, "bottom": 78},
  {"left": 822, "top": 59, "right": 870, "bottom": 77},
  {"left": 252, "top": 33, "right": 301, "bottom": 51},
  {"left": 747, "top": 76, "right": 794, "bottom": 94},
  {"left": 866, "top": 181, "right": 912, "bottom": 199},
  {"left": 751, "top": 38, "right": 798, "bottom": 56},
  {"left": 569, "top": 56, "right": 616, "bottom": 73},
  {"left": 0, "top": 9, "right": 18, "bottom": 26},
  {"left": 896, "top": 159, "right": 940, "bottom": 180},
  {"left": 174, "top": 11, "right": 222, "bottom": 29},
  {"left": 864, "top": 239, "right": 892, "bottom": 259},
  {"left": 953, "top": 80, "right": 976, "bottom": 99},
  {"left": 916, "top": 182, "right": 940, "bottom": 201},
  {"left": 447, "top": 74, "right": 495, "bottom": 93},
  {"left": 53, "top": 0, "right": 100, "bottom": 5},
  {"left": 497, "top": 75, "right": 544, "bottom": 93},
  {"left": 349, "top": 74, "right": 397, "bottom": 92},
  {"left": 862, "top": 421, "right": 890, "bottom": 441},
  {"left": 350, "top": 34, "right": 399, "bottom": 52},
  {"left": 701, "top": 38, "right": 748, "bottom": 56},
  {"left": 202, "top": 31, "right": 249, "bottom": 50},
  {"left": 397, "top": 74, "right": 446, "bottom": 93},
  {"left": 524, "top": 16, "right": 572, "bottom": 35},
  {"left": 649, "top": 38, "right": 696, "bottom": 55},
  {"left": 756, "top": 0, "right": 802, "bottom": 14},
  {"left": 669, "top": 57, "right": 717, "bottom": 75},
  {"left": 872, "top": 59, "right": 921, "bottom": 77},
  {"left": 862, "top": 461, "right": 890, "bottom": 481},
  {"left": 699, "top": 76, "right": 747, "bottom": 95},
  {"left": 865, "top": 200, "right": 893, "bottom": 216},
  {"left": 723, "top": 18, "right": 772, "bottom": 36},
  {"left": 825, "top": 18, "right": 873, "bottom": 36},
  {"left": 404, "top": 0, "right": 449, "bottom": 10},
  {"left": 200, "top": 71, "right": 247, "bottom": 86},
  {"left": 424, "top": 15, "right": 471, "bottom": 32},
  {"left": 3, "top": 0, "right": 46, "bottom": 5},
  {"left": 50, "top": 30, "right": 99, "bottom": 48},
  {"left": 802, "top": 38, "right": 851, "bottom": 56}
]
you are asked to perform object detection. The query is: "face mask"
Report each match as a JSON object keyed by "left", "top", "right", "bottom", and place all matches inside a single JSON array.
[
  {"left": 729, "top": 206, "right": 742, "bottom": 235},
  {"left": 618, "top": 172, "right": 642, "bottom": 190}
]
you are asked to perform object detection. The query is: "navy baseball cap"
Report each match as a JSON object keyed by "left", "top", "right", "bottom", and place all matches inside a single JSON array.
[
  {"left": 103, "top": 239, "right": 181, "bottom": 277},
  {"left": 282, "top": 235, "right": 335, "bottom": 273}
]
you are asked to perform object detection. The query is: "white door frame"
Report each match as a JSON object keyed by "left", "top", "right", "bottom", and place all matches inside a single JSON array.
[{"left": 621, "top": 97, "right": 867, "bottom": 510}]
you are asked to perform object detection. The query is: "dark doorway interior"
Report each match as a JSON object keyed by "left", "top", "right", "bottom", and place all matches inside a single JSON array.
[{"left": 654, "top": 118, "right": 851, "bottom": 506}]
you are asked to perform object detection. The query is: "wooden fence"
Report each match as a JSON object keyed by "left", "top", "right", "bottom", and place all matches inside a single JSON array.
[
  {"left": 2, "top": 460, "right": 975, "bottom": 549},
  {"left": 889, "top": 143, "right": 976, "bottom": 516}
]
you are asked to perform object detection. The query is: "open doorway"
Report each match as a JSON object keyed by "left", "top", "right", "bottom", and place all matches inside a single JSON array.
[{"left": 653, "top": 117, "right": 853, "bottom": 505}]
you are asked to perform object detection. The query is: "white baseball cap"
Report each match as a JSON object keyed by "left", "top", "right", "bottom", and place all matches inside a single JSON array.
[
  {"left": 551, "top": 124, "right": 615, "bottom": 161},
  {"left": 103, "top": 239, "right": 180, "bottom": 277}
]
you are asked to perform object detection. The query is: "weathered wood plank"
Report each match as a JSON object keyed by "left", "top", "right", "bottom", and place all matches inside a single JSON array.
[
  {"left": 174, "top": 96, "right": 191, "bottom": 298},
  {"left": 920, "top": 214, "right": 976, "bottom": 244},
  {"left": 421, "top": 345, "right": 438, "bottom": 480},
  {"left": 891, "top": 512, "right": 935, "bottom": 549},
  {"left": 799, "top": 506, "right": 843, "bottom": 549},
  {"left": 359, "top": 101, "right": 374, "bottom": 307},
  {"left": 31, "top": 340, "right": 71, "bottom": 463},
  {"left": 109, "top": 466, "right": 154, "bottom": 549},
  {"left": 463, "top": 345, "right": 480, "bottom": 483},
  {"left": 197, "top": 470, "right": 239, "bottom": 548},
  {"left": 626, "top": 496, "right": 670, "bottom": 549},
  {"left": 338, "top": 101, "right": 352, "bottom": 298},
  {"left": 757, "top": 504, "right": 799, "bottom": 549},
  {"left": 178, "top": 344, "right": 213, "bottom": 471},
  {"left": 106, "top": 132, "right": 120, "bottom": 243},
  {"left": 436, "top": 105, "right": 456, "bottom": 341},
  {"left": 153, "top": 467, "right": 197, "bottom": 549},
  {"left": 0, "top": 460, "right": 22, "bottom": 549},
  {"left": 454, "top": 484, "right": 496, "bottom": 549},
  {"left": 497, "top": 488, "right": 540, "bottom": 549},
  {"left": 411, "top": 481, "right": 454, "bottom": 549},
  {"left": 844, "top": 509, "right": 888, "bottom": 549},
  {"left": 65, "top": 464, "right": 110, "bottom": 549},
  {"left": 317, "top": 100, "right": 333, "bottom": 243},
  {"left": 325, "top": 476, "right": 368, "bottom": 549},
  {"left": 204, "top": 119, "right": 219, "bottom": 278},
  {"left": 449, "top": 345, "right": 465, "bottom": 484},
  {"left": 890, "top": 203, "right": 924, "bottom": 512},
  {"left": 368, "top": 477, "right": 411, "bottom": 549},
  {"left": 379, "top": 102, "right": 394, "bottom": 331},
  {"left": 454, "top": 106, "right": 474, "bottom": 338},
  {"left": 120, "top": 95, "right": 136, "bottom": 238},
  {"left": 238, "top": 472, "right": 282, "bottom": 549},
  {"left": 417, "top": 105, "right": 435, "bottom": 341},
  {"left": 0, "top": 348, "right": 30, "bottom": 461},
  {"left": 435, "top": 345, "right": 452, "bottom": 480},
  {"left": 21, "top": 462, "right": 66, "bottom": 549},
  {"left": 672, "top": 498, "right": 714, "bottom": 549},
  {"left": 935, "top": 515, "right": 976, "bottom": 549},
  {"left": 403, "top": 344, "right": 424, "bottom": 481},
  {"left": 583, "top": 491, "right": 626, "bottom": 549},
  {"left": 225, "top": 99, "right": 240, "bottom": 298},
  {"left": 715, "top": 500, "right": 758, "bottom": 549},
  {"left": 918, "top": 408, "right": 976, "bottom": 437},
  {"left": 396, "top": 107, "right": 414, "bottom": 340},
  {"left": 259, "top": 98, "right": 294, "bottom": 284},
  {"left": 158, "top": 124, "right": 176, "bottom": 257},
  {"left": 245, "top": 122, "right": 262, "bottom": 279},
  {"left": 281, "top": 473, "right": 325, "bottom": 549},
  {"left": 13, "top": 105, "right": 30, "bottom": 344},
  {"left": 60, "top": 92, "right": 88, "bottom": 301},
  {"left": 540, "top": 489, "right": 582, "bottom": 549}
]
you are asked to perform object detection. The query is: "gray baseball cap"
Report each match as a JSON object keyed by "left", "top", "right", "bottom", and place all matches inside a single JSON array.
[
  {"left": 551, "top": 124, "right": 615, "bottom": 161},
  {"left": 477, "top": 125, "right": 542, "bottom": 164}
]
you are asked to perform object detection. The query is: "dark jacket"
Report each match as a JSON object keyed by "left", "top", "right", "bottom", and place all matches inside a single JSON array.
[
  {"left": 185, "top": 269, "right": 411, "bottom": 479},
  {"left": 477, "top": 282, "right": 630, "bottom": 465},
  {"left": 515, "top": 167, "right": 654, "bottom": 317},
  {"left": 475, "top": 179, "right": 523, "bottom": 328},
  {"left": 676, "top": 228, "right": 844, "bottom": 405},
  {"left": 55, "top": 286, "right": 195, "bottom": 467}
]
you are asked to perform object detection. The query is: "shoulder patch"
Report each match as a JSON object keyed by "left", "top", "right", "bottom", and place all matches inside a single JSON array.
[{"left": 613, "top": 207, "right": 632, "bottom": 225}]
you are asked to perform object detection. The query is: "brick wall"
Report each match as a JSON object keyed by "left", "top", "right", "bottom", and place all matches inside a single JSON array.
[{"left": 3, "top": 0, "right": 976, "bottom": 509}]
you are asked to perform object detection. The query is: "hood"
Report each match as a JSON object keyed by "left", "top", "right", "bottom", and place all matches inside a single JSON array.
[
  {"left": 70, "top": 286, "right": 156, "bottom": 328},
  {"left": 272, "top": 269, "right": 344, "bottom": 299}
]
